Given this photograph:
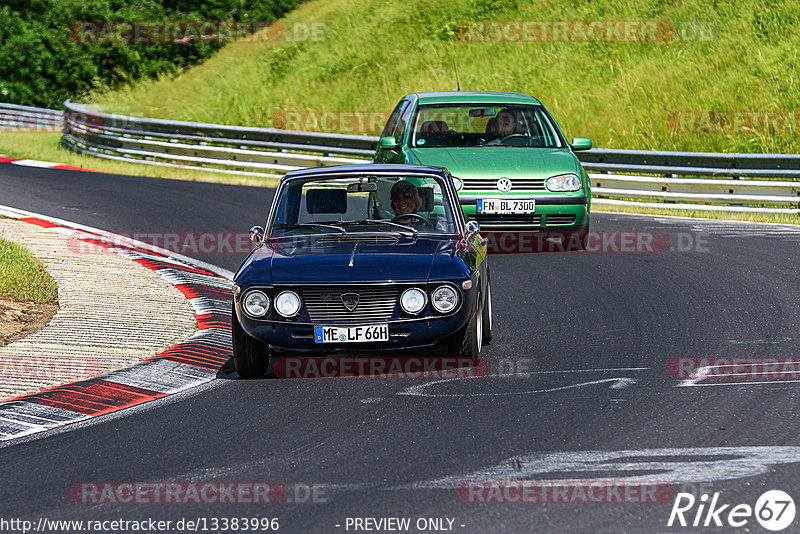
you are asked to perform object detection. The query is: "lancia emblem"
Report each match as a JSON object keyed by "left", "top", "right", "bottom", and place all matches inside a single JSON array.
[
  {"left": 341, "top": 292, "right": 359, "bottom": 312},
  {"left": 496, "top": 178, "right": 512, "bottom": 191}
]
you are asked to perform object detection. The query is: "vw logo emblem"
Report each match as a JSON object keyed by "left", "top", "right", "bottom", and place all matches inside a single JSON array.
[
  {"left": 341, "top": 292, "right": 359, "bottom": 312},
  {"left": 496, "top": 178, "right": 512, "bottom": 192}
]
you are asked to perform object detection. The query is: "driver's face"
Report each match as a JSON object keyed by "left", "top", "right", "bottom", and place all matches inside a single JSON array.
[
  {"left": 497, "top": 112, "right": 516, "bottom": 137},
  {"left": 392, "top": 192, "right": 416, "bottom": 215}
]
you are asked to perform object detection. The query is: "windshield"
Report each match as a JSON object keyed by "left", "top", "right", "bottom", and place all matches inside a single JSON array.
[
  {"left": 410, "top": 103, "right": 565, "bottom": 148},
  {"left": 269, "top": 174, "right": 459, "bottom": 238}
]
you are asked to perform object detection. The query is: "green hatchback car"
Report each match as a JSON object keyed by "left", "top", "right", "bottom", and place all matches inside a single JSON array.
[{"left": 374, "top": 91, "right": 592, "bottom": 244}]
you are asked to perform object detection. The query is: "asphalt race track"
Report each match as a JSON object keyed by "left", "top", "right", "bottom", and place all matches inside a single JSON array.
[{"left": 2, "top": 164, "right": 800, "bottom": 533}]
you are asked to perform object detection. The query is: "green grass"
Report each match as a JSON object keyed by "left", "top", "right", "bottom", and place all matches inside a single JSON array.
[
  {"left": 0, "top": 131, "right": 278, "bottom": 187},
  {"left": 594, "top": 204, "right": 800, "bottom": 224},
  {"left": 0, "top": 237, "right": 58, "bottom": 303},
  {"left": 85, "top": 0, "right": 800, "bottom": 153}
]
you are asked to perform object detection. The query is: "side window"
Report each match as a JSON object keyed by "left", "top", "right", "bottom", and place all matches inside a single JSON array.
[
  {"left": 381, "top": 101, "right": 407, "bottom": 138},
  {"left": 393, "top": 101, "right": 414, "bottom": 142}
]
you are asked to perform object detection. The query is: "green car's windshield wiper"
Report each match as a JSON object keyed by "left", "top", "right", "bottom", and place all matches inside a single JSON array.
[
  {"left": 273, "top": 223, "right": 347, "bottom": 235},
  {"left": 346, "top": 219, "right": 418, "bottom": 236}
]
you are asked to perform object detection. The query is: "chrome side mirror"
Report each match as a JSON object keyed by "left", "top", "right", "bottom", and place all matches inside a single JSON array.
[
  {"left": 249, "top": 225, "right": 264, "bottom": 243},
  {"left": 465, "top": 220, "right": 480, "bottom": 235}
]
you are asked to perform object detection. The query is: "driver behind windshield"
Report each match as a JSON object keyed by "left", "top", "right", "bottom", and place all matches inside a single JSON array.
[
  {"left": 390, "top": 180, "right": 422, "bottom": 217},
  {"left": 487, "top": 108, "right": 523, "bottom": 144}
]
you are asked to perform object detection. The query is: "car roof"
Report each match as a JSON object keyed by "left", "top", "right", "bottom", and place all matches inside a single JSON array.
[
  {"left": 410, "top": 91, "right": 542, "bottom": 106},
  {"left": 281, "top": 164, "right": 449, "bottom": 181}
]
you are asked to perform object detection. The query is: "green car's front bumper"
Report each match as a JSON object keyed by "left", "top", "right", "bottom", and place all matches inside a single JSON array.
[{"left": 459, "top": 195, "right": 590, "bottom": 231}]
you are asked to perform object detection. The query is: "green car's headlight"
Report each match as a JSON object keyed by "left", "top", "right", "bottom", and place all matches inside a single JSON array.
[{"left": 546, "top": 174, "right": 582, "bottom": 192}]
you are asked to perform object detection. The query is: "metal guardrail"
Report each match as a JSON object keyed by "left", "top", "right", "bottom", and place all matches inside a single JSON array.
[
  {"left": 2, "top": 101, "right": 799, "bottom": 213},
  {"left": 0, "top": 103, "right": 62, "bottom": 130},
  {"left": 61, "top": 101, "right": 374, "bottom": 178}
]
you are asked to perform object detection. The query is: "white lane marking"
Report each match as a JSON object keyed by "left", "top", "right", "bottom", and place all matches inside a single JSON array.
[
  {"left": 398, "top": 376, "right": 637, "bottom": 398},
  {"left": 676, "top": 365, "right": 713, "bottom": 387},
  {"left": 360, "top": 398, "right": 383, "bottom": 404},
  {"left": 0, "top": 402, "right": 89, "bottom": 440},
  {"left": 406, "top": 446, "right": 800, "bottom": 488},
  {"left": 681, "top": 379, "right": 800, "bottom": 388},
  {"left": 187, "top": 296, "right": 230, "bottom": 315},
  {"left": 10, "top": 159, "right": 61, "bottom": 168},
  {"left": 102, "top": 360, "right": 217, "bottom": 394}
]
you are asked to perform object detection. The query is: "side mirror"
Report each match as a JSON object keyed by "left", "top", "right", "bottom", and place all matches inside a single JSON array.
[
  {"left": 249, "top": 225, "right": 264, "bottom": 243},
  {"left": 465, "top": 220, "right": 480, "bottom": 235},
  {"left": 379, "top": 136, "right": 399, "bottom": 150},
  {"left": 570, "top": 137, "right": 592, "bottom": 151}
]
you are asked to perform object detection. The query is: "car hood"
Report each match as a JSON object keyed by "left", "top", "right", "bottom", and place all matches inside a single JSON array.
[
  {"left": 409, "top": 146, "right": 579, "bottom": 179},
  {"left": 238, "top": 236, "right": 463, "bottom": 285}
]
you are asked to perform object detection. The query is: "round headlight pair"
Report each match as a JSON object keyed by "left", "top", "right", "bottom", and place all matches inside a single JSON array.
[
  {"left": 243, "top": 290, "right": 270, "bottom": 318},
  {"left": 242, "top": 290, "right": 302, "bottom": 318},
  {"left": 400, "top": 285, "right": 459, "bottom": 315},
  {"left": 400, "top": 288, "right": 427, "bottom": 314},
  {"left": 545, "top": 173, "right": 581, "bottom": 192},
  {"left": 431, "top": 285, "right": 458, "bottom": 313}
]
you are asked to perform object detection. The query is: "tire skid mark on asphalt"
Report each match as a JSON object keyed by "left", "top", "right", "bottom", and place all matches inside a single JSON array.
[
  {"left": 0, "top": 214, "right": 233, "bottom": 443},
  {"left": 397, "top": 368, "right": 648, "bottom": 398}
]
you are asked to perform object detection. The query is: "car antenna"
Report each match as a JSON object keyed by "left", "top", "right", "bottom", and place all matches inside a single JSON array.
[{"left": 453, "top": 59, "right": 461, "bottom": 91}]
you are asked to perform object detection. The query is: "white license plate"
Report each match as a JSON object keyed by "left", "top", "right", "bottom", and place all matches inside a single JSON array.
[
  {"left": 314, "top": 324, "right": 389, "bottom": 343},
  {"left": 477, "top": 199, "right": 536, "bottom": 214}
]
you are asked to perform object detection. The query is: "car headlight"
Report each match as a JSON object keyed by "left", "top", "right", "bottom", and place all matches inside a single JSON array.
[
  {"left": 243, "top": 290, "right": 270, "bottom": 318},
  {"left": 431, "top": 285, "right": 459, "bottom": 313},
  {"left": 545, "top": 173, "right": 582, "bottom": 192},
  {"left": 275, "top": 290, "right": 302, "bottom": 317},
  {"left": 400, "top": 288, "right": 427, "bottom": 314}
]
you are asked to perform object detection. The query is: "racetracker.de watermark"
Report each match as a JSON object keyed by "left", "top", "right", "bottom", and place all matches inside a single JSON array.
[
  {"left": 272, "top": 356, "right": 490, "bottom": 379},
  {"left": 455, "top": 20, "right": 673, "bottom": 42},
  {"left": 483, "top": 230, "right": 708, "bottom": 254},
  {"left": 69, "top": 21, "right": 328, "bottom": 45},
  {"left": 667, "top": 357, "right": 800, "bottom": 381},
  {"left": 273, "top": 110, "right": 391, "bottom": 135},
  {"left": 0, "top": 356, "right": 104, "bottom": 382},
  {"left": 66, "top": 231, "right": 254, "bottom": 255},
  {"left": 69, "top": 482, "right": 288, "bottom": 505},
  {"left": 669, "top": 111, "right": 800, "bottom": 135},
  {"left": 457, "top": 480, "right": 674, "bottom": 503}
]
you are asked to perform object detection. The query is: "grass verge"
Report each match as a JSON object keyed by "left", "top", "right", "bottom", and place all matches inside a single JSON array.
[
  {"left": 0, "top": 237, "right": 58, "bottom": 303},
  {"left": 595, "top": 203, "right": 800, "bottom": 224}
]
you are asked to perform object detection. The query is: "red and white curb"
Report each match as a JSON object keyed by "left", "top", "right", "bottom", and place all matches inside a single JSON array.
[
  {"left": 0, "top": 205, "right": 235, "bottom": 442},
  {"left": 0, "top": 156, "right": 104, "bottom": 173}
]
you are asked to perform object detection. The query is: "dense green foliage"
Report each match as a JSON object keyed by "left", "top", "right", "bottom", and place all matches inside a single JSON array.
[{"left": 0, "top": 0, "right": 299, "bottom": 108}]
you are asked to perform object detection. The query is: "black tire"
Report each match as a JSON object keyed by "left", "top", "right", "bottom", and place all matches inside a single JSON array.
[
  {"left": 231, "top": 302, "right": 270, "bottom": 379},
  {"left": 447, "top": 291, "right": 483, "bottom": 363},
  {"left": 482, "top": 270, "right": 493, "bottom": 346}
]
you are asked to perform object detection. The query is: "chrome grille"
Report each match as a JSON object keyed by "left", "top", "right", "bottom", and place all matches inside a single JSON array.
[
  {"left": 301, "top": 285, "right": 398, "bottom": 323},
  {"left": 462, "top": 178, "right": 546, "bottom": 192}
]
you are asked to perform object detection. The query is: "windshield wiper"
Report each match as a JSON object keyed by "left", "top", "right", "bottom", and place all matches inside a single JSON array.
[
  {"left": 347, "top": 219, "right": 418, "bottom": 236},
  {"left": 273, "top": 223, "right": 347, "bottom": 235}
]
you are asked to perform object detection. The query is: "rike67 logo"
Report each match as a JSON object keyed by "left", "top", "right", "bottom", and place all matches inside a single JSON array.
[{"left": 668, "top": 489, "right": 796, "bottom": 531}]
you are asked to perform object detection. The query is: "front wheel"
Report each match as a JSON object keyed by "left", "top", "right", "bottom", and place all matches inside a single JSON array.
[
  {"left": 482, "top": 271, "right": 493, "bottom": 346},
  {"left": 447, "top": 292, "right": 482, "bottom": 363},
  {"left": 231, "top": 302, "right": 270, "bottom": 378}
]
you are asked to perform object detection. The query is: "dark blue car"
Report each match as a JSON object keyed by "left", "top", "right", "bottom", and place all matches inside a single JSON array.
[{"left": 231, "top": 164, "right": 492, "bottom": 378}]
